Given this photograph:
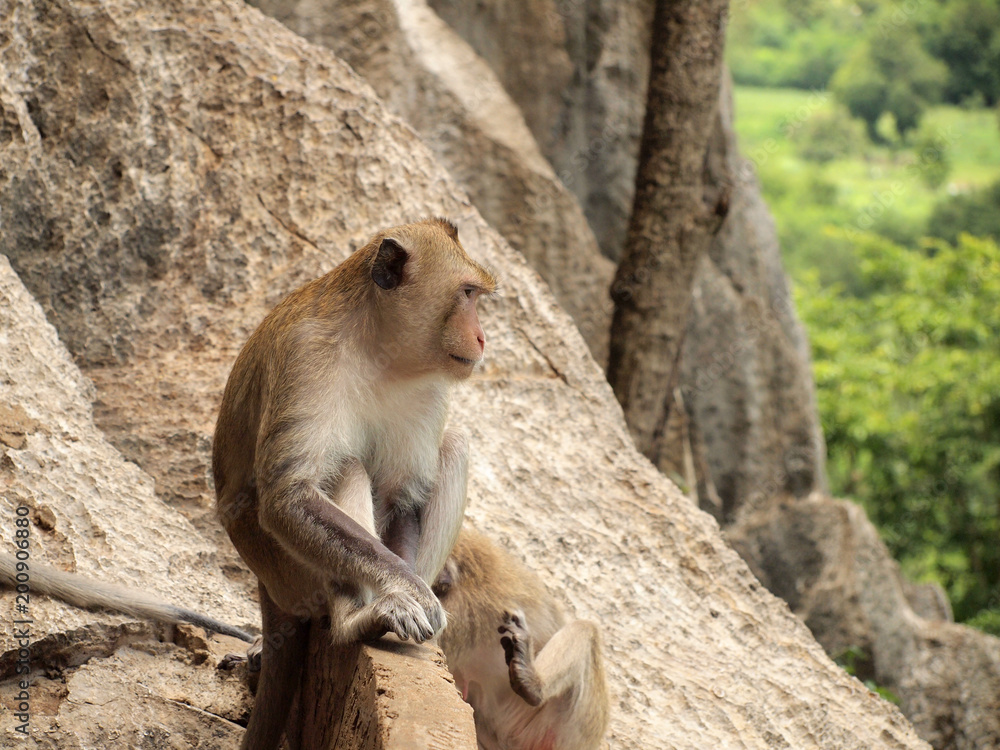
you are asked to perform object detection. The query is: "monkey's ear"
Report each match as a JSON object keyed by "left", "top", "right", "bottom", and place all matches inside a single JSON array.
[{"left": 371, "top": 238, "right": 409, "bottom": 290}]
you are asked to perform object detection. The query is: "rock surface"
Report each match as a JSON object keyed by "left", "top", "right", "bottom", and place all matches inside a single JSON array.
[
  {"left": 0, "top": 254, "right": 254, "bottom": 745},
  {"left": 0, "top": 0, "right": 933, "bottom": 747},
  {"left": 429, "top": 0, "right": 655, "bottom": 262},
  {"left": 249, "top": 0, "right": 615, "bottom": 362},
  {"left": 424, "top": 0, "right": 827, "bottom": 521},
  {"left": 730, "top": 495, "right": 1000, "bottom": 750},
  {"left": 681, "top": 76, "right": 828, "bottom": 521}
]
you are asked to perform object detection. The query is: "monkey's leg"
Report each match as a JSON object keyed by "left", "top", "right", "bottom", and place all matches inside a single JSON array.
[
  {"left": 500, "top": 612, "right": 604, "bottom": 708},
  {"left": 241, "top": 584, "right": 310, "bottom": 750},
  {"left": 414, "top": 429, "right": 470, "bottom": 583}
]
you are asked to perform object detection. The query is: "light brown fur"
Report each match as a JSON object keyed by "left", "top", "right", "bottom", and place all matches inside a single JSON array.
[
  {"left": 213, "top": 219, "right": 497, "bottom": 750},
  {"left": 435, "top": 529, "right": 609, "bottom": 750}
]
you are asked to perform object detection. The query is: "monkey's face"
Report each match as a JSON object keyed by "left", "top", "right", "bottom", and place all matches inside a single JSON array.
[
  {"left": 370, "top": 222, "right": 497, "bottom": 382},
  {"left": 439, "top": 284, "right": 488, "bottom": 379}
]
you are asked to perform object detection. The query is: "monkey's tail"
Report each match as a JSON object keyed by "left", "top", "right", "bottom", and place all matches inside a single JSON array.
[{"left": 0, "top": 553, "right": 255, "bottom": 643}]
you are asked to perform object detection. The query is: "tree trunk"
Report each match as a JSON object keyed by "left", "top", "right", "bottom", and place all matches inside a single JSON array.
[{"left": 607, "top": 0, "right": 730, "bottom": 466}]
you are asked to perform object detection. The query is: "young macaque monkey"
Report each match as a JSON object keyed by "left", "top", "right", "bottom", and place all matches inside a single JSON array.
[
  {"left": 0, "top": 553, "right": 254, "bottom": 642},
  {"left": 212, "top": 218, "right": 497, "bottom": 750},
  {"left": 434, "top": 529, "right": 609, "bottom": 750}
]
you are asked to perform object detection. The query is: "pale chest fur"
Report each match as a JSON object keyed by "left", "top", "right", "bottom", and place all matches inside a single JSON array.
[
  {"left": 357, "top": 379, "right": 448, "bottom": 504},
  {"left": 310, "top": 372, "right": 447, "bottom": 497}
]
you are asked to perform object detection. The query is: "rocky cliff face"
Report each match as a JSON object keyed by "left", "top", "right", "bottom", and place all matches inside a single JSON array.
[
  {"left": 420, "top": 3, "right": 1000, "bottom": 747},
  {"left": 0, "top": 254, "right": 255, "bottom": 747},
  {"left": 0, "top": 0, "right": 935, "bottom": 747},
  {"left": 682, "top": 77, "right": 828, "bottom": 522},
  {"left": 419, "top": 0, "right": 827, "bottom": 517},
  {"left": 729, "top": 496, "right": 1000, "bottom": 750},
  {"left": 430, "top": 0, "right": 654, "bottom": 262}
]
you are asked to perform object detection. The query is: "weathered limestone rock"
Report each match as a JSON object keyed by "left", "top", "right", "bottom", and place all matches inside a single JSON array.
[
  {"left": 429, "top": 0, "right": 655, "bottom": 261},
  {"left": 2, "top": 638, "right": 252, "bottom": 749},
  {"left": 729, "top": 495, "right": 1000, "bottom": 750},
  {"left": 681, "top": 77, "right": 828, "bottom": 521},
  {"left": 249, "top": 0, "right": 614, "bottom": 362},
  {"left": 1, "top": 0, "right": 932, "bottom": 747},
  {"left": 0, "top": 254, "right": 255, "bottom": 744},
  {"left": 0, "top": 255, "right": 258, "bottom": 655}
]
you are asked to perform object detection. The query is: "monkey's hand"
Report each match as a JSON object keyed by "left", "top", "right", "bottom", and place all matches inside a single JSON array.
[
  {"left": 500, "top": 610, "right": 543, "bottom": 706},
  {"left": 372, "top": 578, "right": 446, "bottom": 643}
]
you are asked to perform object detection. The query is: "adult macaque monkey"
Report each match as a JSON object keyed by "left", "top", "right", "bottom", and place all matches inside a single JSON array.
[
  {"left": 213, "top": 218, "right": 497, "bottom": 750},
  {"left": 434, "top": 529, "right": 609, "bottom": 750}
]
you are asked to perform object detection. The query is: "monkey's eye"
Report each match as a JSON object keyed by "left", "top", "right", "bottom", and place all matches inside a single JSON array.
[{"left": 462, "top": 286, "right": 475, "bottom": 299}]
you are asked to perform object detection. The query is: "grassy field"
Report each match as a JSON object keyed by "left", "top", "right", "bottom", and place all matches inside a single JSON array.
[{"left": 731, "top": 86, "right": 1000, "bottom": 283}]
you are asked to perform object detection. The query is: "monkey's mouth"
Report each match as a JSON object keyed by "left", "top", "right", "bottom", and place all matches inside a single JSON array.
[{"left": 450, "top": 354, "right": 476, "bottom": 366}]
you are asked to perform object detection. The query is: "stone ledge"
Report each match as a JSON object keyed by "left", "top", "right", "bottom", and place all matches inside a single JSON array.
[{"left": 291, "top": 637, "right": 476, "bottom": 750}]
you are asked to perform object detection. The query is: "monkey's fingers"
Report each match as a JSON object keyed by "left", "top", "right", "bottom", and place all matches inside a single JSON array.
[
  {"left": 411, "top": 577, "right": 448, "bottom": 634},
  {"left": 375, "top": 590, "right": 440, "bottom": 643},
  {"left": 499, "top": 609, "right": 543, "bottom": 705}
]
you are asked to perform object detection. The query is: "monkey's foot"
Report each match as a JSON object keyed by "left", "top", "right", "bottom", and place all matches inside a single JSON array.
[
  {"left": 499, "top": 610, "right": 543, "bottom": 706},
  {"left": 218, "top": 634, "right": 263, "bottom": 672}
]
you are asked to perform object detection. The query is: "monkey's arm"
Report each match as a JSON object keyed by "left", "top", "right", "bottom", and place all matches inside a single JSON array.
[
  {"left": 416, "top": 429, "right": 470, "bottom": 583},
  {"left": 0, "top": 553, "right": 255, "bottom": 642},
  {"left": 500, "top": 612, "right": 607, "bottom": 710},
  {"left": 257, "top": 465, "right": 445, "bottom": 643}
]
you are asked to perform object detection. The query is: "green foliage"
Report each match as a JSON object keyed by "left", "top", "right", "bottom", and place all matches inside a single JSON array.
[
  {"left": 831, "top": 23, "right": 947, "bottom": 140},
  {"left": 727, "top": 0, "right": 860, "bottom": 89},
  {"left": 729, "top": 0, "right": 1000, "bottom": 106},
  {"left": 920, "top": 0, "right": 1000, "bottom": 106},
  {"left": 791, "top": 107, "right": 866, "bottom": 163},
  {"left": 926, "top": 179, "right": 1000, "bottom": 245},
  {"left": 729, "top": 9, "right": 1000, "bottom": 632},
  {"left": 966, "top": 608, "right": 1000, "bottom": 636},
  {"left": 796, "top": 233, "right": 1000, "bottom": 623},
  {"left": 732, "top": 86, "right": 1000, "bottom": 290},
  {"left": 909, "top": 128, "right": 952, "bottom": 190}
]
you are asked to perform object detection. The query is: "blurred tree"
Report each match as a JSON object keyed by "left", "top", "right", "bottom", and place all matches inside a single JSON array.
[
  {"left": 727, "top": 0, "right": 860, "bottom": 89},
  {"left": 910, "top": 128, "right": 952, "bottom": 190},
  {"left": 926, "top": 179, "right": 1000, "bottom": 244},
  {"left": 797, "top": 232, "right": 1000, "bottom": 625},
  {"left": 830, "top": 23, "right": 947, "bottom": 140},
  {"left": 791, "top": 106, "right": 867, "bottom": 163},
  {"left": 921, "top": 0, "right": 1000, "bottom": 106},
  {"left": 608, "top": 0, "right": 730, "bottom": 469}
]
